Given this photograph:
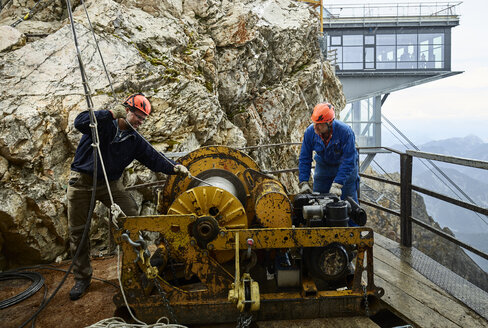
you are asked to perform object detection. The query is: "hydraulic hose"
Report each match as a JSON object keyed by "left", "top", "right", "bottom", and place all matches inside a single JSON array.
[
  {"left": 346, "top": 196, "right": 367, "bottom": 226},
  {"left": 0, "top": 272, "right": 44, "bottom": 309},
  {"left": 10, "top": 263, "right": 119, "bottom": 288}
]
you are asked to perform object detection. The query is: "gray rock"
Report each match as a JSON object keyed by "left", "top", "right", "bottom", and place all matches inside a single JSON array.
[
  {"left": 0, "top": 0, "right": 344, "bottom": 268},
  {"left": 0, "top": 25, "right": 26, "bottom": 52}
]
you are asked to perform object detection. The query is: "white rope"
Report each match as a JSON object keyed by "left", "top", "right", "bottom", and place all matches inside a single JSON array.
[
  {"left": 70, "top": 0, "right": 125, "bottom": 221},
  {"left": 67, "top": 5, "right": 186, "bottom": 327},
  {"left": 116, "top": 246, "right": 146, "bottom": 325},
  {"left": 79, "top": 0, "right": 210, "bottom": 191},
  {"left": 85, "top": 317, "right": 187, "bottom": 328},
  {"left": 110, "top": 203, "right": 123, "bottom": 229},
  {"left": 79, "top": 1, "right": 178, "bottom": 177},
  {"left": 93, "top": 119, "right": 125, "bottom": 218}
]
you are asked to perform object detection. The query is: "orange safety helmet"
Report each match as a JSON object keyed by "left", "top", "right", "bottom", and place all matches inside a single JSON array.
[
  {"left": 123, "top": 93, "right": 151, "bottom": 115},
  {"left": 311, "top": 102, "right": 335, "bottom": 124}
]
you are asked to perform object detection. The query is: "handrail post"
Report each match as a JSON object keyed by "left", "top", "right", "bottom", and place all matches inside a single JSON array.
[{"left": 400, "top": 153, "right": 413, "bottom": 247}]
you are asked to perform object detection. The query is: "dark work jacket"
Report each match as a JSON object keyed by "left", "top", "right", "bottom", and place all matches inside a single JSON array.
[{"left": 71, "top": 110, "right": 176, "bottom": 181}]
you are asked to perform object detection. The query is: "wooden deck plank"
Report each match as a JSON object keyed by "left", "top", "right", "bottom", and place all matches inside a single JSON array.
[
  {"left": 373, "top": 236, "right": 488, "bottom": 328},
  {"left": 374, "top": 275, "right": 460, "bottom": 327}
]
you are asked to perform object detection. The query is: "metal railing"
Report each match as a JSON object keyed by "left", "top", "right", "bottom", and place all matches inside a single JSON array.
[
  {"left": 358, "top": 146, "right": 488, "bottom": 262},
  {"left": 327, "top": 48, "right": 338, "bottom": 67},
  {"left": 325, "top": 2, "right": 462, "bottom": 19}
]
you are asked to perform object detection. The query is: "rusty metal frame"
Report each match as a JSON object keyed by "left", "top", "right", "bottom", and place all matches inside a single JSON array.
[{"left": 114, "top": 214, "right": 383, "bottom": 324}]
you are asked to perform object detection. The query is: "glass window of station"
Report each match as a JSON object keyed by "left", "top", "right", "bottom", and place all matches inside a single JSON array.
[
  {"left": 327, "top": 28, "right": 446, "bottom": 71},
  {"left": 341, "top": 99, "right": 380, "bottom": 148}
]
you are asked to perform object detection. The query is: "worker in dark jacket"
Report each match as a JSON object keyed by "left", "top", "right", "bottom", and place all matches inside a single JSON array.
[
  {"left": 298, "top": 102, "right": 359, "bottom": 206},
  {"left": 67, "top": 93, "right": 190, "bottom": 300}
]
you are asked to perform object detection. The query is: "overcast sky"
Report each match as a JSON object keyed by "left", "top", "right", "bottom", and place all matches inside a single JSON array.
[{"left": 325, "top": 0, "right": 488, "bottom": 146}]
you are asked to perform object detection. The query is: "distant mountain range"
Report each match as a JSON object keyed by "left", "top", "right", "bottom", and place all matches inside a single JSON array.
[
  {"left": 421, "top": 135, "right": 488, "bottom": 161},
  {"left": 415, "top": 167, "right": 488, "bottom": 232},
  {"left": 374, "top": 134, "right": 488, "bottom": 231},
  {"left": 369, "top": 135, "right": 488, "bottom": 271},
  {"left": 376, "top": 135, "right": 488, "bottom": 178},
  {"left": 419, "top": 135, "right": 488, "bottom": 182}
]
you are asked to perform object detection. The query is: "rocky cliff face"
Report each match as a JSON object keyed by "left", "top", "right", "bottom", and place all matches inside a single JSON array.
[
  {"left": 0, "top": 0, "right": 345, "bottom": 268},
  {"left": 362, "top": 169, "right": 488, "bottom": 292}
]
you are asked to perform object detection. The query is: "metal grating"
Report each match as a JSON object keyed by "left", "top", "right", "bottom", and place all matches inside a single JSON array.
[{"left": 381, "top": 239, "right": 488, "bottom": 321}]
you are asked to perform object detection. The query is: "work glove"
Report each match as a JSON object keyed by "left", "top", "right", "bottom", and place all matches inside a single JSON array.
[
  {"left": 298, "top": 181, "right": 312, "bottom": 194},
  {"left": 174, "top": 164, "right": 191, "bottom": 178},
  {"left": 329, "top": 182, "right": 343, "bottom": 197},
  {"left": 110, "top": 104, "right": 127, "bottom": 119}
]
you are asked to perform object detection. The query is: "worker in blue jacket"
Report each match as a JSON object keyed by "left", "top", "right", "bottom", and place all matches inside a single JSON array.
[
  {"left": 67, "top": 93, "right": 190, "bottom": 301},
  {"left": 298, "top": 102, "right": 359, "bottom": 204}
]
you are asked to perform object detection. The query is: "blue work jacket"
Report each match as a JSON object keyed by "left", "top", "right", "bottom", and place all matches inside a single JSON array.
[
  {"left": 298, "top": 120, "right": 358, "bottom": 186},
  {"left": 71, "top": 110, "right": 176, "bottom": 181}
]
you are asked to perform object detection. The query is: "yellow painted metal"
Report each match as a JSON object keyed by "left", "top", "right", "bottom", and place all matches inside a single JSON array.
[
  {"left": 153, "top": 242, "right": 168, "bottom": 269},
  {"left": 211, "top": 227, "right": 373, "bottom": 250},
  {"left": 228, "top": 232, "right": 260, "bottom": 312},
  {"left": 159, "top": 146, "right": 260, "bottom": 214},
  {"left": 119, "top": 216, "right": 374, "bottom": 259},
  {"left": 119, "top": 215, "right": 375, "bottom": 291},
  {"left": 229, "top": 233, "right": 241, "bottom": 308},
  {"left": 234, "top": 232, "right": 240, "bottom": 289},
  {"left": 168, "top": 185, "right": 248, "bottom": 263},
  {"left": 115, "top": 214, "right": 381, "bottom": 322},
  {"left": 234, "top": 273, "right": 260, "bottom": 312},
  {"left": 228, "top": 233, "right": 260, "bottom": 312},
  {"left": 252, "top": 178, "right": 292, "bottom": 228},
  {"left": 160, "top": 146, "right": 295, "bottom": 231},
  {"left": 301, "top": 277, "right": 318, "bottom": 297},
  {"left": 116, "top": 214, "right": 235, "bottom": 299},
  {"left": 168, "top": 186, "right": 248, "bottom": 227},
  {"left": 115, "top": 145, "right": 383, "bottom": 322}
]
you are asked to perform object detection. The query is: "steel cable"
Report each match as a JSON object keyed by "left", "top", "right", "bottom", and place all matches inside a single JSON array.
[
  {"left": 9, "top": 264, "right": 119, "bottom": 289},
  {"left": 80, "top": 0, "right": 117, "bottom": 103},
  {"left": 113, "top": 246, "right": 188, "bottom": 328},
  {"left": 0, "top": 272, "right": 44, "bottom": 309},
  {"left": 16, "top": 1, "right": 102, "bottom": 326},
  {"left": 10, "top": 0, "right": 44, "bottom": 27},
  {"left": 0, "top": 0, "right": 13, "bottom": 12}
]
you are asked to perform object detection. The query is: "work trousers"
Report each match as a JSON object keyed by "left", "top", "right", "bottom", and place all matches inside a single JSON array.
[{"left": 67, "top": 171, "right": 138, "bottom": 281}]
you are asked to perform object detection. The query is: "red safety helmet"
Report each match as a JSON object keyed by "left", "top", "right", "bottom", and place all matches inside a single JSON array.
[
  {"left": 311, "top": 103, "right": 335, "bottom": 124},
  {"left": 123, "top": 93, "right": 151, "bottom": 115}
]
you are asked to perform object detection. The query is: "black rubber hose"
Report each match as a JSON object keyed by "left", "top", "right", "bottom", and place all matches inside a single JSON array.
[
  {"left": 346, "top": 196, "right": 368, "bottom": 226},
  {"left": 10, "top": 264, "right": 119, "bottom": 288},
  {"left": 0, "top": 271, "right": 44, "bottom": 309}
]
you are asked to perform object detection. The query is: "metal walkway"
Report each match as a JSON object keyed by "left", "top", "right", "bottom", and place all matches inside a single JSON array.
[{"left": 374, "top": 233, "right": 488, "bottom": 325}]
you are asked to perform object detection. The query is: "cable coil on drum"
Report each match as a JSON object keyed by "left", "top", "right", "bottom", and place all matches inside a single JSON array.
[{"left": 0, "top": 271, "right": 44, "bottom": 309}]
